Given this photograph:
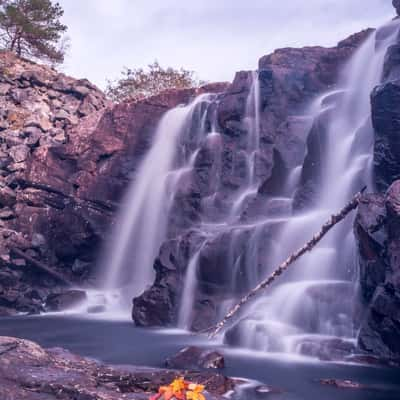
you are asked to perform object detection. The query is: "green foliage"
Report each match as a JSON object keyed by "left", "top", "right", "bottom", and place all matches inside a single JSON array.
[
  {"left": 0, "top": 0, "right": 67, "bottom": 64},
  {"left": 106, "top": 61, "right": 205, "bottom": 103}
]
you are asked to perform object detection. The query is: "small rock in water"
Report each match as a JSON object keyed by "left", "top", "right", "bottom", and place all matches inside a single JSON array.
[
  {"left": 165, "top": 346, "right": 225, "bottom": 370},
  {"left": 320, "top": 379, "right": 366, "bottom": 389}
]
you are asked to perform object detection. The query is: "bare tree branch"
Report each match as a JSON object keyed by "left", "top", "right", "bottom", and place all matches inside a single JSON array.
[{"left": 207, "top": 187, "right": 366, "bottom": 339}]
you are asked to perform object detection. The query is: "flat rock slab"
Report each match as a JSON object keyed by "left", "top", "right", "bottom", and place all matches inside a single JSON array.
[{"left": 0, "top": 336, "right": 234, "bottom": 400}]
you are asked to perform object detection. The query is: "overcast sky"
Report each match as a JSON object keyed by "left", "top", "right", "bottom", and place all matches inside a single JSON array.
[{"left": 57, "top": 0, "right": 394, "bottom": 90}]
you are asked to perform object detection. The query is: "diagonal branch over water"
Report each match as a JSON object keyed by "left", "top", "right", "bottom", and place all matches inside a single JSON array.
[{"left": 207, "top": 187, "right": 366, "bottom": 339}]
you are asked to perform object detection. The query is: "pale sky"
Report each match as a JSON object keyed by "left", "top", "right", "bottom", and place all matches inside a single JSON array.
[{"left": 57, "top": 0, "right": 394, "bottom": 90}]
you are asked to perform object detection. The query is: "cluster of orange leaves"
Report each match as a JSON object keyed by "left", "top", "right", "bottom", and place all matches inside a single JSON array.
[{"left": 150, "top": 377, "right": 206, "bottom": 400}]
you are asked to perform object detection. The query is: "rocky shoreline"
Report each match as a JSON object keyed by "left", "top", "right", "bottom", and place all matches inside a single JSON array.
[{"left": 0, "top": 336, "right": 234, "bottom": 400}]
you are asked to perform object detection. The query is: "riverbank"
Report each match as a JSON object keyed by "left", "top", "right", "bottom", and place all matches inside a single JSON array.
[{"left": 1, "top": 315, "right": 400, "bottom": 400}]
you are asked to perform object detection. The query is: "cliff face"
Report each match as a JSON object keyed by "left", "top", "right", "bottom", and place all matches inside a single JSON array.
[
  {"left": 132, "top": 31, "right": 370, "bottom": 330},
  {"left": 0, "top": 51, "right": 110, "bottom": 315}
]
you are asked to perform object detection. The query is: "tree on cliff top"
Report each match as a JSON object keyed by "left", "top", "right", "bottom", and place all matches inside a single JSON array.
[
  {"left": 106, "top": 61, "right": 204, "bottom": 103},
  {"left": 0, "top": 0, "right": 67, "bottom": 64}
]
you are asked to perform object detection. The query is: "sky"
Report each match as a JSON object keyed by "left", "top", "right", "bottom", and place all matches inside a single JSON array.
[{"left": 57, "top": 0, "right": 394, "bottom": 90}]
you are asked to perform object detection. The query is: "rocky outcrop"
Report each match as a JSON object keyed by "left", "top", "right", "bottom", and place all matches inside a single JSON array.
[
  {"left": 132, "top": 30, "right": 371, "bottom": 329},
  {"left": 0, "top": 50, "right": 228, "bottom": 315},
  {"left": 0, "top": 51, "right": 111, "bottom": 314},
  {"left": 355, "top": 181, "right": 400, "bottom": 359},
  {"left": 0, "top": 336, "right": 234, "bottom": 400}
]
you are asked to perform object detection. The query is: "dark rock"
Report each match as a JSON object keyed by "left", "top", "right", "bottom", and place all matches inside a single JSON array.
[
  {"left": 320, "top": 379, "right": 366, "bottom": 389},
  {"left": 356, "top": 181, "right": 400, "bottom": 359},
  {"left": 0, "top": 186, "right": 16, "bottom": 207},
  {"left": 0, "top": 336, "right": 234, "bottom": 400},
  {"left": 393, "top": 0, "right": 400, "bottom": 15},
  {"left": 132, "top": 285, "right": 175, "bottom": 327},
  {"left": 165, "top": 346, "right": 225, "bottom": 370},
  {"left": 0, "top": 208, "right": 14, "bottom": 220},
  {"left": 45, "top": 290, "right": 87, "bottom": 311},
  {"left": 295, "top": 337, "right": 356, "bottom": 361},
  {"left": 372, "top": 81, "right": 400, "bottom": 190}
]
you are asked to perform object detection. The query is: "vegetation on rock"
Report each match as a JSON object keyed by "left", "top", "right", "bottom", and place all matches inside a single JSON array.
[
  {"left": 0, "top": 0, "right": 67, "bottom": 64},
  {"left": 106, "top": 61, "right": 204, "bottom": 102}
]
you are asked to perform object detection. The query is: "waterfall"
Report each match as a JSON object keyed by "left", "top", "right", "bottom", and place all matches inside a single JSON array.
[
  {"left": 224, "top": 20, "right": 400, "bottom": 353},
  {"left": 97, "top": 17, "right": 398, "bottom": 355},
  {"left": 98, "top": 94, "right": 214, "bottom": 312}
]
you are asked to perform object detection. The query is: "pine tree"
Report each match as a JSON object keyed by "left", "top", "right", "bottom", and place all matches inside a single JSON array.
[{"left": 0, "top": 0, "right": 67, "bottom": 64}]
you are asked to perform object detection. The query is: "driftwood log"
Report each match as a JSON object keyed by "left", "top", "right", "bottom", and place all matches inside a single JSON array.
[
  {"left": 208, "top": 188, "right": 366, "bottom": 339},
  {"left": 11, "top": 248, "right": 73, "bottom": 286}
]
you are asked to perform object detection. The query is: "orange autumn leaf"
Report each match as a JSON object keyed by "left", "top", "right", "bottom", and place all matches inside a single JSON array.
[
  {"left": 186, "top": 383, "right": 206, "bottom": 400},
  {"left": 170, "top": 377, "right": 188, "bottom": 393},
  {"left": 186, "top": 391, "right": 205, "bottom": 400},
  {"left": 150, "top": 378, "right": 205, "bottom": 400}
]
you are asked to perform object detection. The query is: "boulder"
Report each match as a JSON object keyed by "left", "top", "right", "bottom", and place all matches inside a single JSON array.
[{"left": 165, "top": 347, "right": 225, "bottom": 370}]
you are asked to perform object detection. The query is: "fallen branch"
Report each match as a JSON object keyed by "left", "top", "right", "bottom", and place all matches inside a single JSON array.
[
  {"left": 11, "top": 248, "right": 73, "bottom": 286},
  {"left": 208, "top": 187, "right": 366, "bottom": 339},
  {"left": 16, "top": 179, "right": 117, "bottom": 213}
]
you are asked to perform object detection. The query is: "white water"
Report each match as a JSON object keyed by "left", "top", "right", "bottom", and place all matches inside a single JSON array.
[
  {"left": 96, "top": 94, "right": 214, "bottom": 313},
  {"left": 230, "top": 20, "right": 400, "bottom": 352},
  {"left": 84, "top": 19, "right": 399, "bottom": 355}
]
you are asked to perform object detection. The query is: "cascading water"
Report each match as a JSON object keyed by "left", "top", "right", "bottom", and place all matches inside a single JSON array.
[
  {"left": 222, "top": 20, "right": 400, "bottom": 353},
  {"left": 97, "top": 94, "right": 215, "bottom": 313},
  {"left": 94, "top": 16, "right": 398, "bottom": 358}
]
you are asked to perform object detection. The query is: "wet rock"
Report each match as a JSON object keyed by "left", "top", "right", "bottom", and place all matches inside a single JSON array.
[
  {"left": 133, "top": 285, "right": 175, "bottom": 327},
  {"left": 372, "top": 81, "right": 400, "bottom": 190},
  {"left": 45, "top": 290, "right": 87, "bottom": 311},
  {"left": 393, "top": 0, "right": 400, "bottom": 15},
  {"left": 0, "top": 336, "right": 235, "bottom": 400},
  {"left": 165, "top": 347, "right": 225, "bottom": 370},
  {"left": 295, "top": 337, "right": 356, "bottom": 361},
  {"left": 320, "top": 379, "right": 366, "bottom": 389},
  {"left": 356, "top": 181, "right": 400, "bottom": 359}
]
